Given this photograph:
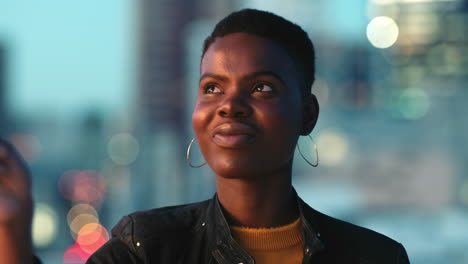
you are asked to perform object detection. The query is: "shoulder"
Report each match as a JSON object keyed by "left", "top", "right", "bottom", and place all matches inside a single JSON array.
[
  {"left": 113, "top": 199, "right": 210, "bottom": 245},
  {"left": 302, "top": 204, "right": 409, "bottom": 263},
  {"left": 316, "top": 209, "right": 398, "bottom": 246},
  {"left": 88, "top": 199, "right": 211, "bottom": 263}
]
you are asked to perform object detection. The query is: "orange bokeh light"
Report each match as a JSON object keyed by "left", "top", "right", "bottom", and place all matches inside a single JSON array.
[
  {"left": 63, "top": 223, "right": 110, "bottom": 263},
  {"left": 76, "top": 223, "right": 109, "bottom": 254}
]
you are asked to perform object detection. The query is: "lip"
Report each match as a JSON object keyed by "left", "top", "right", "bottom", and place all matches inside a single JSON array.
[{"left": 212, "top": 122, "right": 257, "bottom": 148}]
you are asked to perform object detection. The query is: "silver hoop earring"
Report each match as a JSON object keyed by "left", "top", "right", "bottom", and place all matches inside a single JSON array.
[
  {"left": 297, "top": 135, "right": 319, "bottom": 167},
  {"left": 186, "top": 138, "right": 207, "bottom": 168}
]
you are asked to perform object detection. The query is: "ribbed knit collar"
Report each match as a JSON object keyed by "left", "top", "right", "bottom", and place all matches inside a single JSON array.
[{"left": 230, "top": 217, "right": 302, "bottom": 251}]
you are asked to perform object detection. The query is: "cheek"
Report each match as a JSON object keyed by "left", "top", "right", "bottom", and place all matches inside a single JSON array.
[
  {"left": 191, "top": 102, "right": 213, "bottom": 139},
  {"left": 258, "top": 102, "right": 302, "bottom": 135},
  {"left": 191, "top": 106, "right": 203, "bottom": 135},
  {"left": 258, "top": 102, "right": 303, "bottom": 162}
]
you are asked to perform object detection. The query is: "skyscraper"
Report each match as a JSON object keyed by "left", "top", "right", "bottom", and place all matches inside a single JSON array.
[
  {"left": 137, "top": 0, "right": 199, "bottom": 133},
  {"left": 0, "top": 44, "right": 7, "bottom": 136}
]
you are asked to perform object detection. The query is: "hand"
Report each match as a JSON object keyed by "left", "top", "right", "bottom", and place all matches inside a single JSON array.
[
  {"left": 0, "top": 138, "right": 34, "bottom": 264},
  {"left": 0, "top": 138, "right": 32, "bottom": 222}
]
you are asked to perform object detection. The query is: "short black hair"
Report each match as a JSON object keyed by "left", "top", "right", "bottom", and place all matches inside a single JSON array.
[{"left": 202, "top": 8, "right": 316, "bottom": 98}]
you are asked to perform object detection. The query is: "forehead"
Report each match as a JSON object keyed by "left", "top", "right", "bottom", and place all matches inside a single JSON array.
[{"left": 201, "top": 33, "right": 296, "bottom": 78}]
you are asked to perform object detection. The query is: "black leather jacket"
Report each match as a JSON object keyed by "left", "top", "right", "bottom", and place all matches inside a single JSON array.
[{"left": 87, "top": 193, "right": 409, "bottom": 264}]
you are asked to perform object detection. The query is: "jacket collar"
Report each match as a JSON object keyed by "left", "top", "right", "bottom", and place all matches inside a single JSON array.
[
  {"left": 202, "top": 191, "right": 325, "bottom": 264},
  {"left": 298, "top": 196, "right": 325, "bottom": 262}
]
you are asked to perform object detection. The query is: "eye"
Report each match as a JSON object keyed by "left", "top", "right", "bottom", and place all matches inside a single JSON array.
[
  {"left": 204, "top": 85, "right": 222, "bottom": 94},
  {"left": 253, "top": 83, "right": 273, "bottom": 93}
]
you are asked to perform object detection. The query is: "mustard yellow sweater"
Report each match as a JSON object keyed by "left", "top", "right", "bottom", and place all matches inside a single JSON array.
[{"left": 230, "top": 218, "right": 303, "bottom": 264}]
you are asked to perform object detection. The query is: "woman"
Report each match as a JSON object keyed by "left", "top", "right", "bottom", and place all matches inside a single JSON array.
[{"left": 0, "top": 9, "right": 409, "bottom": 264}]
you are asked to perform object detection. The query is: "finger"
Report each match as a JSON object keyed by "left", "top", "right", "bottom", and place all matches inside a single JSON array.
[
  {"left": 0, "top": 143, "right": 6, "bottom": 163},
  {"left": 0, "top": 139, "right": 31, "bottom": 192},
  {"left": 0, "top": 187, "right": 20, "bottom": 223},
  {"left": 0, "top": 164, "right": 6, "bottom": 176},
  {"left": 0, "top": 138, "right": 28, "bottom": 171},
  {"left": 0, "top": 185, "right": 32, "bottom": 224},
  {"left": 0, "top": 141, "right": 9, "bottom": 176},
  {"left": 0, "top": 138, "right": 15, "bottom": 164},
  {"left": 0, "top": 139, "right": 8, "bottom": 160}
]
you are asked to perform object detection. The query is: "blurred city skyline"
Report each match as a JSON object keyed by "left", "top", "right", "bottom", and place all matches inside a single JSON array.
[{"left": 1, "top": 0, "right": 467, "bottom": 263}]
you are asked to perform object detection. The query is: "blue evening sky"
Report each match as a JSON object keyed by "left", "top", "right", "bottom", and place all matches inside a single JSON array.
[{"left": 0, "top": 0, "right": 134, "bottom": 117}]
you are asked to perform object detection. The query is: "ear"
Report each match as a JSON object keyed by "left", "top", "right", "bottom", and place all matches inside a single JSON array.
[{"left": 301, "top": 94, "right": 319, "bottom": 135}]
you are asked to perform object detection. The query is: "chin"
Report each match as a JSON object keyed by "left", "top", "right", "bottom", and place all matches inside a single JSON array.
[
  {"left": 209, "top": 157, "right": 258, "bottom": 179},
  {"left": 209, "top": 156, "right": 291, "bottom": 180}
]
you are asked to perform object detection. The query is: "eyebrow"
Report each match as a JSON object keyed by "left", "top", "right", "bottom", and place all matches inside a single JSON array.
[{"left": 199, "top": 71, "right": 287, "bottom": 86}]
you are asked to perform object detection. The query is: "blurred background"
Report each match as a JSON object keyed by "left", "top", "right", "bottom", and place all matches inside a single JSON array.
[{"left": 1, "top": 0, "right": 467, "bottom": 263}]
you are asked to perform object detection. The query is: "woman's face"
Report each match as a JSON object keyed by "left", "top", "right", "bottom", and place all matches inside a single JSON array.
[{"left": 192, "top": 32, "right": 316, "bottom": 179}]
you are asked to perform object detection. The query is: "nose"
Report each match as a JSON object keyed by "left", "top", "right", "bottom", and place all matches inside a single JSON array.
[{"left": 217, "top": 92, "right": 253, "bottom": 118}]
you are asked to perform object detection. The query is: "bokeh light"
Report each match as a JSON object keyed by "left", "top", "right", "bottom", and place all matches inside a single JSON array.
[
  {"left": 67, "top": 203, "right": 98, "bottom": 225},
  {"left": 63, "top": 243, "right": 89, "bottom": 263},
  {"left": 76, "top": 223, "right": 109, "bottom": 254},
  {"left": 107, "top": 133, "right": 140, "bottom": 165},
  {"left": 367, "top": 16, "right": 399, "bottom": 49},
  {"left": 316, "top": 130, "right": 350, "bottom": 166},
  {"left": 69, "top": 213, "right": 99, "bottom": 239},
  {"left": 63, "top": 212, "right": 109, "bottom": 262},
  {"left": 32, "top": 203, "right": 58, "bottom": 248},
  {"left": 396, "top": 88, "right": 430, "bottom": 120},
  {"left": 58, "top": 170, "right": 106, "bottom": 206}
]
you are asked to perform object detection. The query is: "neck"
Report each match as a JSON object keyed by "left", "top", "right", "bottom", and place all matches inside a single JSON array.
[{"left": 216, "top": 168, "right": 299, "bottom": 228}]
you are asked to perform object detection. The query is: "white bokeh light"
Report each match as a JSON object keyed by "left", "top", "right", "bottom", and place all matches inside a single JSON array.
[
  {"left": 107, "top": 133, "right": 140, "bottom": 165},
  {"left": 317, "top": 131, "right": 350, "bottom": 166},
  {"left": 367, "top": 16, "right": 399, "bottom": 49},
  {"left": 32, "top": 203, "right": 58, "bottom": 248}
]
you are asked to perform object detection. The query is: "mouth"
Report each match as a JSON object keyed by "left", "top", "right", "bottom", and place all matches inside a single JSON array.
[{"left": 212, "top": 122, "right": 257, "bottom": 148}]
